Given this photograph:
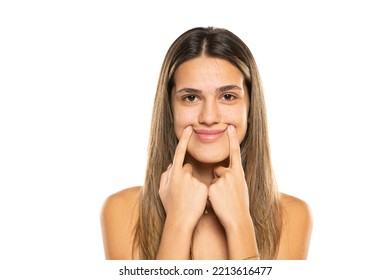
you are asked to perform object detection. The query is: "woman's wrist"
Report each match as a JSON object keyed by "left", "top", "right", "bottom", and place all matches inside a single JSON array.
[
  {"left": 157, "top": 216, "right": 194, "bottom": 260},
  {"left": 223, "top": 213, "right": 259, "bottom": 260},
  {"left": 222, "top": 210, "right": 253, "bottom": 233},
  {"left": 164, "top": 214, "right": 197, "bottom": 234}
]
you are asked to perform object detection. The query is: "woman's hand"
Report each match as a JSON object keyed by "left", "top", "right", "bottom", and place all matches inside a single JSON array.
[
  {"left": 208, "top": 125, "right": 259, "bottom": 259},
  {"left": 208, "top": 125, "right": 251, "bottom": 230},
  {"left": 159, "top": 126, "right": 208, "bottom": 230}
]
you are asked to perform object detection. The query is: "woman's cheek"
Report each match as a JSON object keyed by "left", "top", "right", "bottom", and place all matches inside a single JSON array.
[
  {"left": 225, "top": 119, "right": 248, "bottom": 143},
  {"left": 173, "top": 118, "right": 194, "bottom": 140},
  {"left": 238, "top": 123, "right": 248, "bottom": 143}
]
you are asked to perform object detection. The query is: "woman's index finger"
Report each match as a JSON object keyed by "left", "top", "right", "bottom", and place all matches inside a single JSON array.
[
  {"left": 227, "top": 125, "right": 242, "bottom": 168},
  {"left": 172, "top": 126, "right": 193, "bottom": 169}
]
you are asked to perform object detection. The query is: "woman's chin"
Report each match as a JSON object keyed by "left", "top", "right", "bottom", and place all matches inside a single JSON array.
[{"left": 186, "top": 150, "right": 229, "bottom": 165}]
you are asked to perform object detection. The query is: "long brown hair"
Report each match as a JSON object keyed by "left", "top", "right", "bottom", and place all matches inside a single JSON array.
[{"left": 136, "top": 27, "right": 282, "bottom": 259}]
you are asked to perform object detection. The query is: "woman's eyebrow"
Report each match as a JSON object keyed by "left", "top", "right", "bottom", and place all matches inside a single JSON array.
[
  {"left": 175, "top": 88, "right": 201, "bottom": 95},
  {"left": 176, "top": 85, "right": 243, "bottom": 94},
  {"left": 217, "top": 85, "right": 243, "bottom": 93}
]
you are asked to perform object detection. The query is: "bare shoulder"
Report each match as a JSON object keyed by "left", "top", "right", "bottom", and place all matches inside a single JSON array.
[
  {"left": 101, "top": 186, "right": 141, "bottom": 213},
  {"left": 100, "top": 186, "right": 141, "bottom": 260},
  {"left": 280, "top": 193, "right": 312, "bottom": 217},
  {"left": 277, "top": 193, "right": 313, "bottom": 260}
]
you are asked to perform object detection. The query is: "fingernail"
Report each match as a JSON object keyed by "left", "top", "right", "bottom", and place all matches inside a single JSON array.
[
  {"left": 167, "top": 163, "right": 172, "bottom": 170},
  {"left": 185, "top": 126, "right": 192, "bottom": 133},
  {"left": 228, "top": 125, "right": 235, "bottom": 131}
]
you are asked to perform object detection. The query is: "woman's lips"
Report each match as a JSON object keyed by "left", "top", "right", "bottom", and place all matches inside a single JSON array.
[{"left": 193, "top": 128, "right": 226, "bottom": 143}]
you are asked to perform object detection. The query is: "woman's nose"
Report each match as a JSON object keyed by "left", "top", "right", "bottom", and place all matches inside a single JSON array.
[{"left": 198, "top": 100, "right": 221, "bottom": 125}]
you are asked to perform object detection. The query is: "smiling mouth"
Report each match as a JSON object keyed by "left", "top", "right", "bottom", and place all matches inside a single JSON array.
[{"left": 193, "top": 128, "right": 226, "bottom": 143}]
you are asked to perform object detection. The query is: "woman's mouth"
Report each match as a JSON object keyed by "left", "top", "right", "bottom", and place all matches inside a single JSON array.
[{"left": 193, "top": 128, "right": 226, "bottom": 143}]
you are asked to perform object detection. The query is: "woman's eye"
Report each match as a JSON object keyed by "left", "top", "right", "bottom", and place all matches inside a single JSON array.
[
  {"left": 221, "top": 94, "right": 235, "bottom": 101},
  {"left": 184, "top": 95, "right": 197, "bottom": 102}
]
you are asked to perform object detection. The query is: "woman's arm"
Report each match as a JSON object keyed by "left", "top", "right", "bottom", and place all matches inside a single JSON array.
[
  {"left": 223, "top": 214, "right": 260, "bottom": 260},
  {"left": 157, "top": 127, "right": 208, "bottom": 259},
  {"left": 208, "top": 126, "right": 259, "bottom": 260},
  {"left": 155, "top": 215, "right": 196, "bottom": 259}
]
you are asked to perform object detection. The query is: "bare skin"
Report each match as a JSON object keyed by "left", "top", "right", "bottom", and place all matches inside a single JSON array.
[
  {"left": 100, "top": 126, "right": 312, "bottom": 259},
  {"left": 157, "top": 126, "right": 259, "bottom": 260},
  {"left": 100, "top": 56, "right": 313, "bottom": 259},
  {"left": 100, "top": 187, "right": 312, "bottom": 259}
]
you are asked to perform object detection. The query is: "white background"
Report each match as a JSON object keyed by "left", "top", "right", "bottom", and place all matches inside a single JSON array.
[{"left": 1, "top": 0, "right": 389, "bottom": 279}]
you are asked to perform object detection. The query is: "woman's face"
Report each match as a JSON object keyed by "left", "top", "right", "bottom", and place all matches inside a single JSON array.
[{"left": 171, "top": 56, "right": 250, "bottom": 164}]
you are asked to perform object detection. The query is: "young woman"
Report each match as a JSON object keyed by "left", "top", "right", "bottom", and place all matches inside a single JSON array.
[{"left": 100, "top": 27, "right": 312, "bottom": 260}]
